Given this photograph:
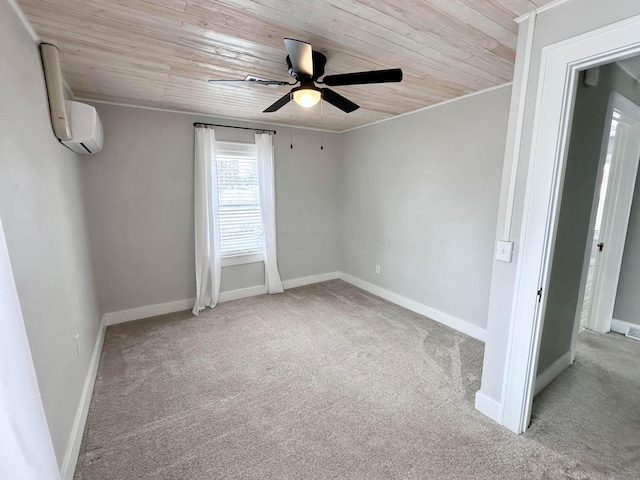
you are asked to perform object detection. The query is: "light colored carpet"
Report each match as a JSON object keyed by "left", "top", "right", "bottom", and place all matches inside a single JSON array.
[
  {"left": 74, "top": 280, "right": 639, "bottom": 479},
  {"left": 529, "top": 329, "right": 640, "bottom": 479}
]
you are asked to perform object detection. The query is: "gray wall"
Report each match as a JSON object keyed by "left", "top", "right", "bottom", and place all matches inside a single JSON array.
[
  {"left": 614, "top": 158, "right": 640, "bottom": 324},
  {"left": 0, "top": 1, "right": 103, "bottom": 465},
  {"left": 537, "top": 64, "right": 640, "bottom": 374},
  {"left": 84, "top": 86, "right": 510, "bottom": 330},
  {"left": 341, "top": 86, "right": 510, "bottom": 329},
  {"left": 480, "top": 0, "right": 640, "bottom": 403},
  {"left": 82, "top": 104, "right": 342, "bottom": 313}
]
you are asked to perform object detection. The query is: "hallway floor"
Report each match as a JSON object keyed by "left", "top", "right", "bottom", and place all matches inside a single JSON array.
[{"left": 528, "top": 329, "right": 640, "bottom": 478}]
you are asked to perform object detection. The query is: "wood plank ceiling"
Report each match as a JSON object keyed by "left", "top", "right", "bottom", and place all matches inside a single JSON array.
[{"left": 17, "top": 0, "right": 554, "bottom": 132}]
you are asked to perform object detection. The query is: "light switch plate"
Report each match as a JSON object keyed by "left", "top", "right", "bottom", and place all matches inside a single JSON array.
[{"left": 496, "top": 241, "right": 514, "bottom": 263}]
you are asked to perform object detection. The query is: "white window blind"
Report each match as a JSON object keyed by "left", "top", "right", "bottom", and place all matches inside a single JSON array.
[{"left": 216, "top": 141, "right": 263, "bottom": 257}]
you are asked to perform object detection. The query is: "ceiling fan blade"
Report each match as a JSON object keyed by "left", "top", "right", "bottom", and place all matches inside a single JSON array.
[
  {"left": 284, "top": 38, "right": 313, "bottom": 77},
  {"left": 209, "top": 78, "right": 292, "bottom": 87},
  {"left": 321, "top": 88, "right": 359, "bottom": 113},
  {"left": 322, "top": 68, "right": 403, "bottom": 86},
  {"left": 263, "top": 92, "right": 292, "bottom": 113}
]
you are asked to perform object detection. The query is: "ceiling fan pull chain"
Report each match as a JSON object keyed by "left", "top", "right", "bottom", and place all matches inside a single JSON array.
[
  {"left": 290, "top": 102, "right": 294, "bottom": 150},
  {"left": 320, "top": 100, "right": 324, "bottom": 150}
]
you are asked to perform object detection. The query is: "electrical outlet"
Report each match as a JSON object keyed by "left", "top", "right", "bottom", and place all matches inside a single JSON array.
[
  {"left": 375, "top": 264, "right": 381, "bottom": 274},
  {"left": 74, "top": 334, "right": 80, "bottom": 356}
]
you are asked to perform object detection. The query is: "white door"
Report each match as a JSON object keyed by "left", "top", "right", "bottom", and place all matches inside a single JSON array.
[{"left": 582, "top": 93, "right": 640, "bottom": 334}]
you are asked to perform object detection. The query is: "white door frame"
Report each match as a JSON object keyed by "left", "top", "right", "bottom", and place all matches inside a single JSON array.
[
  {"left": 0, "top": 218, "right": 60, "bottom": 479},
  {"left": 580, "top": 93, "right": 640, "bottom": 337},
  {"left": 500, "top": 14, "right": 640, "bottom": 434}
]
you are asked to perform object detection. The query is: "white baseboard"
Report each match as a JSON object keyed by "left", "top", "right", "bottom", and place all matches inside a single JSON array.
[
  {"left": 337, "top": 272, "right": 487, "bottom": 342},
  {"left": 475, "top": 391, "right": 502, "bottom": 423},
  {"left": 611, "top": 318, "right": 638, "bottom": 336},
  {"left": 101, "top": 271, "right": 485, "bottom": 344},
  {"left": 218, "top": 285, "right": 266, "bottom": 303},
  {"left": 103, "top": 298, "right": 196, "bottom": 326},
  {"left": 101, "top": 272, "right": 342, "bottom": 327},
  {"left": 282, "top": 271, "right": 340, "bottom": 289},
  {"left": 60, "top": 318, "right": 107, "bottom": 480},
  {"left": 534, "top": 350, "right": 573, "bottom": 396}
]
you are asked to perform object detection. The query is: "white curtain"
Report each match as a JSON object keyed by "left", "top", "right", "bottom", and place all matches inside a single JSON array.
[
  {"left": 255, "top": 133, "right": 284, "bottom": 294},
  {"left": 0, "top": 218, "right": 60, "bottom": 480},
  {"left": 192, "top": 127, "right": 222, "bottom": 315}
]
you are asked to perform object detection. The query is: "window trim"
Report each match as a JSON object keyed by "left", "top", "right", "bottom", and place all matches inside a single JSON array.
[{"left": 221, "top": 252, "right": 264, "bottom": 267}]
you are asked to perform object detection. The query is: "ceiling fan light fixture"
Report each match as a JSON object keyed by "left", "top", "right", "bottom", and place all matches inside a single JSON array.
[{"left": 293, "top": 88, "right": 321, "bottom": 107}]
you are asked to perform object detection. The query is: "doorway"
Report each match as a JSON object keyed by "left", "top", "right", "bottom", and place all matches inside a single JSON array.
[
  {"left": 499, "top": 14, "right": 640, "bottom": 434},
  {"left": 526, "top": 81, "right": 640, "bottom": 472},
  {"left": 531, "top": 61, "right": 640, "bottom": 397}
]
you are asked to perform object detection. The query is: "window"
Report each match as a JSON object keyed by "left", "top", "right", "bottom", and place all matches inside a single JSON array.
[{"left": 216, "top": 141, "right": 263, "bottom": 264}]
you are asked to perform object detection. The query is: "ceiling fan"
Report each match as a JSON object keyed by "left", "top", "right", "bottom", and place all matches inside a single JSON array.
[{"left": 208, "top": 38, "right": 403, "bottom": 113}]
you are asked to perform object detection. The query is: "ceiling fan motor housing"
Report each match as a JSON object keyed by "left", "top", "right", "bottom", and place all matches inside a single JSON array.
[{"left": 286, "top": 51, "right": 327, "bottom": 80}]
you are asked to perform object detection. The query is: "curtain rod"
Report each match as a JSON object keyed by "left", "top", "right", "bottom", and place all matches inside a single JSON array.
[{"left": 193, "top": 122, "right": 276, "bottom": 134}]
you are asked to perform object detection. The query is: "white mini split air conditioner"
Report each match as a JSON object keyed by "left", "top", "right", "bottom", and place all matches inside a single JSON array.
[
  {"left": 61, "top": 101, "right": 104, "bottom": 154},
  {"left": 39, "top": 43, "right": 104, "bottom": 155}
]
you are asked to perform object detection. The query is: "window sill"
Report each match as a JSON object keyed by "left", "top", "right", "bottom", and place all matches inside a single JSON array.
[{"left": 221, "top": 253, "right": 264, "bottom": 267}]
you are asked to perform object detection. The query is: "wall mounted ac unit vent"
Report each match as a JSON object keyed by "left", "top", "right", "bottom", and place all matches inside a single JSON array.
[
  {"left": 40, "top": 43, "right": 103, "bottom": 155},
  {"left": 61, "top": 101, "right": 104, "bottom": 155},
  {"left": 40, "top": 43, "right": 71, "bottom": 141}
]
